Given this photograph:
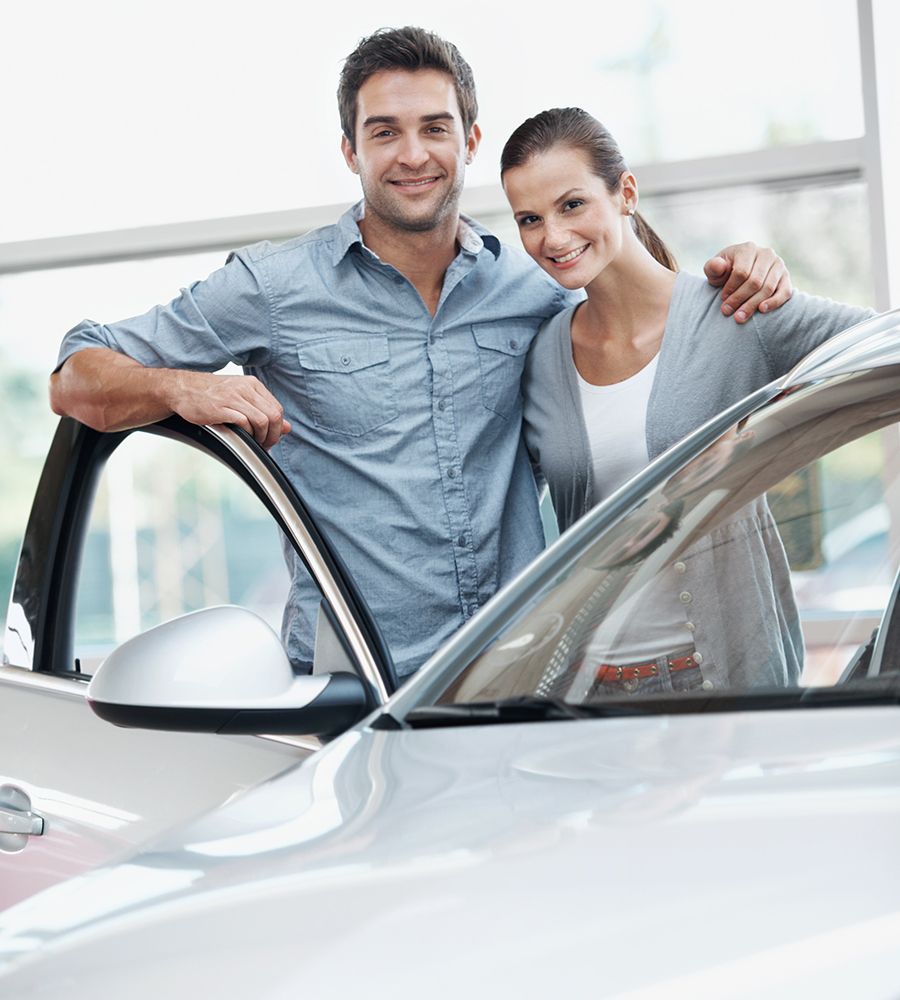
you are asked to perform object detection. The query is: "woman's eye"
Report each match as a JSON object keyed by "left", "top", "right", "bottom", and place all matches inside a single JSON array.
[
  {"left": 563, "top": 199, "right": 584, "bottom": 211},
  {"left": 517, "top": 215, "right": 539, "bottom": 227}
]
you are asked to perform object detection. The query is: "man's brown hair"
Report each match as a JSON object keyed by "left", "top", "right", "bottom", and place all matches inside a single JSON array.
[{"left": 338, "top": 26, "right": 478, "bottom": 150}]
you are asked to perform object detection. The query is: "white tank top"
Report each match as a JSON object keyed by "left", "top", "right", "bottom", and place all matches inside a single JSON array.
[{"left": 577, "top": 356, "right": 693, "bottom": 664}]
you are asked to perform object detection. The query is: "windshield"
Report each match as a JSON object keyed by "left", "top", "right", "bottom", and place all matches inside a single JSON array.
[{"left": 433, "top": 366, "right": 900, "bottom": 709}]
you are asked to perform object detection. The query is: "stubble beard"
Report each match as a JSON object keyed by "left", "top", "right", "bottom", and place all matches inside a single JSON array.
[{"left": 363, "top": 172, "right": 465, "bottom": 235}]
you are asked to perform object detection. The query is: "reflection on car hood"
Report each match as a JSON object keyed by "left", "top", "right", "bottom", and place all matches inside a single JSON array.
[{"left": 2, "top": 708, "right": 900, "bottom": 998}]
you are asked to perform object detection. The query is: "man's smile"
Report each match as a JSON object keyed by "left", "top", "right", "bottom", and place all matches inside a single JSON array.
[{"left": 389, "top": 176, "right": 441, "bottom": 189}]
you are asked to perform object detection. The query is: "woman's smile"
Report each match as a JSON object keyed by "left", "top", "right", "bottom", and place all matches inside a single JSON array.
[{"left": 549, "top": 244, "right": 590, "bottom": 267}]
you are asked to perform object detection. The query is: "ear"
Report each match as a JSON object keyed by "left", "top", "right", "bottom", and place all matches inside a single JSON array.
[
  {"left": 464, "top": 123, "right": 482, "bottom": 165},
  {"left": 619, "top": 170, "right": 639, "bottom": 215},
  {"left": 341, "top": 135, "right": 359, "bottom": 175}
]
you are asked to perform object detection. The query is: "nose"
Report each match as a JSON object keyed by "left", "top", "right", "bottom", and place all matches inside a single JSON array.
[
  {"left": 542, "top": 218, "right": 570, "bottom": 254},
  {"left": 396, "top": 134, "right": 429, "bottom": 170}
]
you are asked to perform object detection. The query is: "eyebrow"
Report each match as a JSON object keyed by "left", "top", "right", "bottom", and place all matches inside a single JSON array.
[
  {"left": 554, "top": 188, "right": 587, "bottom": 205},
  {"left": 361, "top": 112, "right": 456, "bottom": 128}
]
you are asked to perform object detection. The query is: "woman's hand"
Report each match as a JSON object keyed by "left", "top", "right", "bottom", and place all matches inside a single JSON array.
[{"left": 703, "top": 243, "right": 793, "bottom": 323}]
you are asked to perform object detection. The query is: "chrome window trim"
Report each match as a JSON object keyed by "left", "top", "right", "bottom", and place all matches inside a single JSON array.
[
  {"left": 0, "top": 663, "right": 87, "bottom": 698},
  {"left": 206, "top": 425, "right": 388, "bottom": 704}
]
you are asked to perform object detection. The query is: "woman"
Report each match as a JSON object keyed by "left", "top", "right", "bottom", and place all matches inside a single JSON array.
[{"left": 500, "top": 107, "right": 873, "bottom": 695}]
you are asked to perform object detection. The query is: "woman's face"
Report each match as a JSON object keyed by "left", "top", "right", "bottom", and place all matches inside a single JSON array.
[{"left": 502, "top": 145, "right": 631, "bottom": 290}]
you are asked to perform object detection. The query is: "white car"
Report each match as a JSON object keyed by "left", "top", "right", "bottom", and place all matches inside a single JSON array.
[{"left": 2, "top": 312, "right": 900, "bottom": 998}]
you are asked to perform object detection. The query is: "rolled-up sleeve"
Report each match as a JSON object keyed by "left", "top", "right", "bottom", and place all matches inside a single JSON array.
[{"left": 55, "top": 248, "right": 275, "bottom": 373}]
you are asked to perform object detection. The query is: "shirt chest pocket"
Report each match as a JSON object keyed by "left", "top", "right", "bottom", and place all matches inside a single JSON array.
[
  {"left": 298, "top": 334, "right": 398, "bottom": 436},
  {"left": 471, "top": 323, "right": 530, "bottom": 419}
]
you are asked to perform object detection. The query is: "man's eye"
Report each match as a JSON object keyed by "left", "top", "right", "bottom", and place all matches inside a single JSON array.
[
  {"left": 426, "top": 125, "right": 448, "bottom": 134},
  {"left": 374, "top": 129, "right": 395, "bottom": 138}
]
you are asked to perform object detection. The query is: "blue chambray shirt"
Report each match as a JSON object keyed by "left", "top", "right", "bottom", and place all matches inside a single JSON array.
[{"left": 57, "top": 202, "right": 573, "bottom": 678}]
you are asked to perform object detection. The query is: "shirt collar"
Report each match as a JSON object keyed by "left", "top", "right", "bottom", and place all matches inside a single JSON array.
[{"left": 332, "top": 200, "right": 502, "bottom": 265}]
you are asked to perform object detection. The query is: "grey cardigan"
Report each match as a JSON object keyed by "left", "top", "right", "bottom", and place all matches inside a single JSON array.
[{"left": 523, "top": 271, "right": 873, "bottom": 687}]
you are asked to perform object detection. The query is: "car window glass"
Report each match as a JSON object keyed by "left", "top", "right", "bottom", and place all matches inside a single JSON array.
[
  {"left": 440, "top": 367, "right": 900, "bottom": 705},
  {"left": 73, "top": 434, "right": 296, "bottom": 673}
]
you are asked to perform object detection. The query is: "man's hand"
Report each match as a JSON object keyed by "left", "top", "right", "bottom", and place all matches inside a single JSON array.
[
  {"left": 703, "top": 242, "right": 793, "bottom": 324},
  {"left": 166, "top": 370, "right": 290, "bottom": 450},
  {"left": 50, "top": 348, "right": 290, "bottom": 450}
]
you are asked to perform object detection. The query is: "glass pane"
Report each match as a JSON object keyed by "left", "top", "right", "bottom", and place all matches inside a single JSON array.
[
  {"left": 789, "top": 432, "right": 891, "bottom": 617},
  {"left": 74, "top": 434, "right": 292, "bottom": 672},
  {"left": 642, "top": 180, "right": 873, "bottom": 306},
  {"left": 3, "top": 1, "right": 862, "bottom": 242},
  {"left": 439, "top": 364, "right": 900, "bottom": 705},
  {"left": 0, "top": 252, "right": 228, "bottom": 645}
]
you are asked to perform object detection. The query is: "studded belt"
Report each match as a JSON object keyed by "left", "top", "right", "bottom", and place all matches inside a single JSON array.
[{"left": 594, "top": 652, "right": 700, "bottom": 684}]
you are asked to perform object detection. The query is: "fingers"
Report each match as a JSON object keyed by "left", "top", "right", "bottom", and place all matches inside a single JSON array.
[
  {"left": 702, "top": 255, "right": 729, "bottom": 288},
  {"left": 237, "top": 381, "right": 287, "bottom": 449},
  {"left": 728, "top": 272, "right": 794, "bottom": 324},
  {"left": 171, "top": 372, "right": 288, "bottom": 449},
  {"left": 758, "top": 271, "right": 793, "bottom": 315},
  {"left": 715, "top": 244, "right": 789, "bottom": 323},
  {"left": 223, "top": 397, "right": 283, "bottom": 450}
]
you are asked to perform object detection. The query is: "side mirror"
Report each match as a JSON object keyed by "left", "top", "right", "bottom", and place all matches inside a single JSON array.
[{"left": 86, "top": 606, "right": 369, "bottom": 737}]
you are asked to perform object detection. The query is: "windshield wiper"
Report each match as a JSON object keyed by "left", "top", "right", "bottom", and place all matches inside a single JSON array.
[
  {"left": 402, "top": 676, "right": 900, "bottom": 729},
  {"left": 404, "top": 696, "right": 593, "bottom": 728}
]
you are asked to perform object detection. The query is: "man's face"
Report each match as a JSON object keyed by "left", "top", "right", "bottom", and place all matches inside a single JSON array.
[{"left": 341, "top": 68, "right": 480, "bottom": 234}]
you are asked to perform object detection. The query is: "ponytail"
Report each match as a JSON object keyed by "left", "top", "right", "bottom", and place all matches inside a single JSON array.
[{"left": 632, "top": 212, "right": 677, "bottom": 271}]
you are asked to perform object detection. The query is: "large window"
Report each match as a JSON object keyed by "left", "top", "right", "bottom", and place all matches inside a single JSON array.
[
  {"left": 3, "top": 1, "right": 862, "bottom": 242},
  {"left": 0, "top": 252, "right": 227, "bottom": 641}
]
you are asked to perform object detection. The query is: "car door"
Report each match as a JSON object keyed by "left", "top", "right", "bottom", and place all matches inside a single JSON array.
[{"left": 0, "top": 416, "right": 394, "bottom": 910}]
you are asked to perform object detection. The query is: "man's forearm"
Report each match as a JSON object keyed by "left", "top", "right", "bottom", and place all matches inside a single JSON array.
[
  {"left": 49, "top": 346, "right": 291, "bottom": 448},
  {"left": 49, "top": 348, "right": 179, "bottom": 433}
]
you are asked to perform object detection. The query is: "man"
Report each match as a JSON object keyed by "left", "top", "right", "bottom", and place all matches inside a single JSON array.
[{"left": 50, "top": 27, "right": 792, "bottom": 680}]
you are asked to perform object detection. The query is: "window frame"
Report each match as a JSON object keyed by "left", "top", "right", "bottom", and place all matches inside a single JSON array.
[{"left": 3, "top": 417, "right": 396, "bottom": 703}]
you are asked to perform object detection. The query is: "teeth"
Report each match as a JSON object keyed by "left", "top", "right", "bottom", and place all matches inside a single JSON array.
[
  {"left": 552, "top": 246, "right": 587, "bottom": 264},
  {"left": 394, "top": 178, "right": 435, "bottom": 186}
]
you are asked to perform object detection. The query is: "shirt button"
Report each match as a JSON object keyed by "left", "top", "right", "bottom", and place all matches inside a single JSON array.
[
  {"left": 679, "top": 591, "right": 692, "bottom": 604},
  {"left": 438, "top": 399, "right": 447, "bottom": 411},
  {"left": 693, "top": 652, "right": 703, "bottom": 665},
  {"left": 685, "top": 621, "right": 696, "bottom": 632},
  {"left": 393, "top": 276, "right": 404, "bottom": 285},
  {"left": 701, "top": 680, "right": 715, "bottom": 691},
  {"left": 457, "top": 534, "right": 466, "bottom": 547},
  {"left": 448, "top": 468, "right": 457, "bottom": 479},
  {"left": 341, "top": 355, "right": 351, "bottom": 366},
  {"left": 429, "top": 334, "right": 436, "bottom": 345},
  {"left": 509, "top": 339, "right": 519, "bottom": 350},
  {"left": 674, "top": 561, "right": 686, "bottom": 573}
]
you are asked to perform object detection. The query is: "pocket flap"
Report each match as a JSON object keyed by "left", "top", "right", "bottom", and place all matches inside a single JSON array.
[
  {"left": 299, "top": 335, "right": 390, "bottom": 374},
  {"left": 471, "top": 323, "right": 529, "bottom": 356}
]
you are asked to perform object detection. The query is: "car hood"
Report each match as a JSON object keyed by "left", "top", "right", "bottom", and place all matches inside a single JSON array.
[{"left": 2, "top": 706, "right": 900, "bottom": 998}]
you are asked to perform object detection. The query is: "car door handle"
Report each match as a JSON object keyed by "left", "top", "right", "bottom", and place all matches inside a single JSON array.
[{"left": 0, "top": 785, "right": 44, "bottom": 852}]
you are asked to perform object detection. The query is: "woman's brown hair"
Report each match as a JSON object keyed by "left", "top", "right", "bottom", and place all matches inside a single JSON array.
[{"left": 501, "top": 107, "right": 677, "bottom": 271}]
